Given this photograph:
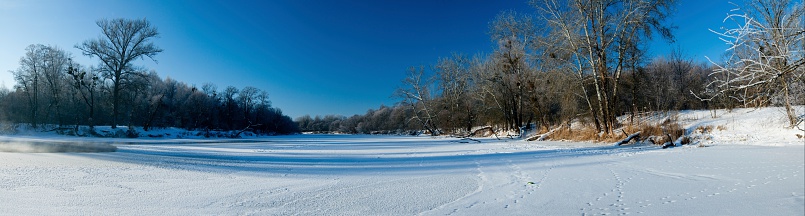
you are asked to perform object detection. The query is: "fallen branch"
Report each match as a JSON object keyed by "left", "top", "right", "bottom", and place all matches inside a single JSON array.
[
  {"left": 674, "top": 136, "right": 688, "bottom": 146},
  {"left": 527, "top": 126, "right": 562, "bottom": 141},
  {"left": 489, "top": 126, "right": 501, "bottom": 140},
  {"left": 469, "top": 126, "right": 493, "bottom": 137},
  {"left": 661, "top": 134, "right": 690, "bottom": 149},
  {"left": 458, "top": 137, "right": 482, "bottom": 143},
  {"left": 233, "top": 121, "right": 261, "bottom": 138},
  {"left": 614, "top": 131, "right": 641, "bottom": 146}
]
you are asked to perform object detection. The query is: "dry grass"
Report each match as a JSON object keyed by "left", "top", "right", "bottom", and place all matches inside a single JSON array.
[
  {"left": 548, "top": 126, "right": 610, "bottom": 142},
  {"left": 544, "top": 116, "right": 686, "bottom": 144},
  {"left": 621, "top": 121, "right": 685, "bottom": 145},
  {"left": 624, "top": 123, "right": 683, "bottom": 139},
  {"left": 695, "top": 125, "right": 714, "bottom": 134}
]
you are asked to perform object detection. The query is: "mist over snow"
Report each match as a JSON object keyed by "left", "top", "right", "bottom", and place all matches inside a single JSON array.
[{"left": 0, "top": 140, "right": 116, "bottom": 153}]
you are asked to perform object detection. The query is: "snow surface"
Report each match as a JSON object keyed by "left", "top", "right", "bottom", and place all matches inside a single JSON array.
[
  {"left": 676, "top": 107, "right": 805, "bottom": 146},
  {"left": 0, "top": 107, "right": 803, "bottom": 215}
]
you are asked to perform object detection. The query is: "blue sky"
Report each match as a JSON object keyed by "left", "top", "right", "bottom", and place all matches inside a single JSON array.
[{"left": 0, "top": 0, "right": 744, "bottom": 118}]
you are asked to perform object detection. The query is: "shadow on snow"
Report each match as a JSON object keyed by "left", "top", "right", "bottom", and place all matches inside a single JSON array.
[{"left": 74, "top": 135, "right": 661, "bottom": 176}]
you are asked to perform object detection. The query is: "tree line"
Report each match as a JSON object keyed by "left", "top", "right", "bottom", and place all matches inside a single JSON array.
[
  {"left": 297, "top": 0, "right": 804, "bottom": 136},
  {"left": 0, "top": 18, "right": 299, "bottom": 135}
]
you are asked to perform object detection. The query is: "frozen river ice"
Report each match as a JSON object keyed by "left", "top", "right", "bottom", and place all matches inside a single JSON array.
[{"left": 0, "top": 134, "right": 803, "bottom": 215}]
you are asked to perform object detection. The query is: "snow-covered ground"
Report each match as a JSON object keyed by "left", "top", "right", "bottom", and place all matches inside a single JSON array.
[{"left": 1, "top": 108, "right": 803, "bottom": 215}]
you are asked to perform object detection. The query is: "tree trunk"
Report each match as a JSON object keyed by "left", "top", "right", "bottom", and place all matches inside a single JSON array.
[
  {"left": 580, "top": 77, "right": 602, "bottom": 132},
  {"left": 112, "top": 78, "right": 120, "bottom": 129},
  {"left": 781, "top": 77, "right": 797, "bottom": 127},
  {"left": 89, "top": 90, "right": 95, "bottom": 130},
  {"left": 615, "top": 131, "right": 641, "bottom": 146}
]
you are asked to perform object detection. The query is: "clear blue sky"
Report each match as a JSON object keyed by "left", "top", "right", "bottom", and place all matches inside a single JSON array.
[{"left": 0, "top": 0, "right": 744, "bottom": 119}]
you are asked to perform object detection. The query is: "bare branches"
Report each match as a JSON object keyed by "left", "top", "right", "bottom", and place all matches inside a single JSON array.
[
  {"left": 76, "top": 18, "right": 162, "bottom": 128},
  {"left": 533, "top": 0, "right": 677, "bottom": 134},
  {"left": 396, "top": 66, "right": 441, "bottom": 136},
  {"left": 697, "top": 0, "right": 804, "bottom": 126}
]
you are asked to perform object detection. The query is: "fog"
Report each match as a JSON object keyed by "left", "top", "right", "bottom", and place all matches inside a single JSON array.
[{"left": 0, "top": 141, "right": 117, "bottom": 153}]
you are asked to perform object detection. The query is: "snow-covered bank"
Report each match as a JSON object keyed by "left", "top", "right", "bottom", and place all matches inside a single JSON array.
[
  {"left": 677, "top": 107, "right": 804, "bottom": 146},
  {"left": 0, "top": 134, "right": 802, "bottom": 215}
]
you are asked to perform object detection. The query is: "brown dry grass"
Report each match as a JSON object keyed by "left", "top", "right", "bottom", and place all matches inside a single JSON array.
[
  {"left": 545, "top": 118, "right": 686, "bottom": 144},
  {"left": 625, "top": 122, "right": 684, "bottom": 139},
  {"left": 548, "top": 126, "right": 609, "bottom": 142},
  {"left": 619, "top": 120, "right": 685, "bottom": 145},
  {"left": 695, "top": 125, "right": 714, "bottom": 134}
]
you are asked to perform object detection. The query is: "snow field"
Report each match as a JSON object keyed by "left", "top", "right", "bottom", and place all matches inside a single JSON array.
[{"left": 1, "top": 134, "right": 802, "bottom": 215}]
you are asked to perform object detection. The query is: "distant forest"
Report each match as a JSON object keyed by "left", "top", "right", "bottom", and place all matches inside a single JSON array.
[
  {"left": 296, "top": 0, "right": 804, "bottom": 136},
  {"left": 0, "top": 18, "right": 299, "bottom": 135}
]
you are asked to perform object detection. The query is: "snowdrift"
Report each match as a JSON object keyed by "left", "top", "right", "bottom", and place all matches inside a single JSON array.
[{"left": 677, "top": 107, "right": 804, "bottom": 146}]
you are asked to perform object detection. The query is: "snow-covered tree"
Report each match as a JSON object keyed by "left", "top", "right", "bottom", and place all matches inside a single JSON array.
[{"left": 698, "top": 0, "right": 804, "bottom": 127}]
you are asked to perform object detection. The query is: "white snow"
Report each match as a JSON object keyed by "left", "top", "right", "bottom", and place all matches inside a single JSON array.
[
  {"left": 0, "top": 107, "right": 803, "bottom": 215},
  {"left": 677, "top": 107, "right": 804, "bottom": 146}
]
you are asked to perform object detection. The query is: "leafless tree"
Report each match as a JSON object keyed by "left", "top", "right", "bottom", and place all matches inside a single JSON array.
[
  {"left": 396, "top": 66, "right": 440, "bottom": 135},
  {"left": 484, "top": 11, "right": 537, "bottom": 131},
  {"left": 239, "top": 86, "right": 260, "bottom": 122},
  {"left": 76, "top": 18, "right": 162, "bottom": 128},
  {"left": 435, "top": 53, "right": 476, "bottom": 133},
  {"left": 11, "top": 44, "right": 49, "bottom": 128},
  {"left": 40, "top": 46, "right": 70, "bottom": 126},
  {"left": 533, "top": 0, "right": 676, "bottom": 134},
  {"left": 67, "top": 60, "right": 101, "bottom": 129},
  {"left": 697, "top": 0, "right": 804, "bottom": 127}
]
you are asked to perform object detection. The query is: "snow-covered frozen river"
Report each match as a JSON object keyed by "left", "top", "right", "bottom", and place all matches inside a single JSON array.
[{"left": 1, "top": 134, "right": 803, "bottom": 215}]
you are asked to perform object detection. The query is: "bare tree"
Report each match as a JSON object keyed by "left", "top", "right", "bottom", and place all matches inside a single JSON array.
[
  {"left": 76, "top": 18, "right": 162, "bottom": 128},
  {"left": 11, "top": 44, "right": 49, "bottom": 128},
  {"left": 697, "top": 0, "right": 804, "bottom": 126},
  {"left": 238, "top": 86, "right": 260, "bottom": 124},
  {"left": 222, "top": 86, "right": 240, "bottom": 130},
  {"left": 67, "top": 60, "right": 101, "bottom": 129},
  {"left": 396, "top": 66, "right": 440, "bottom": 135},
  {"left": 40, "top": 46, "right": 70, "bottom": 126},
  {"left": 435, "top": 53, "right": 476, "bottom": 133},
  {"left": 533, "top": 0, "right": 676, "bottom": 134},
  {"left": 485, "top": 11, "right": 537, "bottom": 131}
]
